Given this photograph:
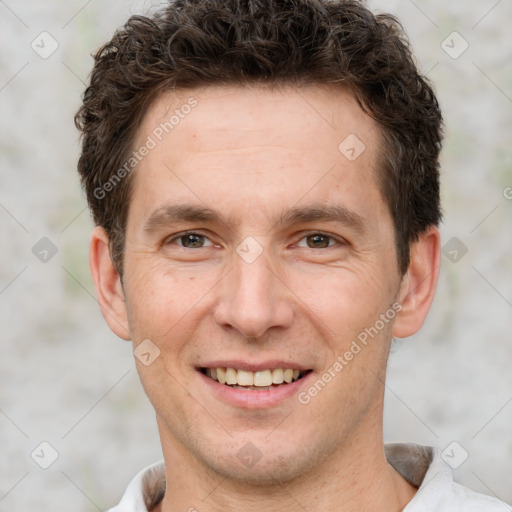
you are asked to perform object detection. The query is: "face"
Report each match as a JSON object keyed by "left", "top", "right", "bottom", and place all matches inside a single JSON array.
[{"left": 113, "top": 85, "right": 408, "bottom": 483}]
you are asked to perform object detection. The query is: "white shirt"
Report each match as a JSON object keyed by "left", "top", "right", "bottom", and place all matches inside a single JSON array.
[{"left": 106, "top": 443, "right": 511, "bottom": 511}]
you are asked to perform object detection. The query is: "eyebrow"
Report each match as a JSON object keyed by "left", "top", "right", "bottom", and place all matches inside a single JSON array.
[
  {"left": 276, "top": 205, "right": 365, "bottom": 232},
  {"left": 143, "top": 203, "right": 366, "bottom": 234},
  {"left": 143, "top": 204, "right": 225, "bottom": 233}
]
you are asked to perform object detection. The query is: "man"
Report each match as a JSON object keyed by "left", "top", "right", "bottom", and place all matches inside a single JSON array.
[{"left": 75, "top": 0, "right": 510, "bottom": 510}]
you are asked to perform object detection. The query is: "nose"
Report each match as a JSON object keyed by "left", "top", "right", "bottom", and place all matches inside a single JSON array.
[{"left": 213, "top": 246, "right": 294, "bottom": 339}]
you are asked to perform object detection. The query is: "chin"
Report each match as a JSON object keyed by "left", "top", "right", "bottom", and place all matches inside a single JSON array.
[
  {"left": 189, "top": 430, "right": 332, "bottom": 487},
  {"left": 211, "top": 450, "right": 313, "bottom": 486}
]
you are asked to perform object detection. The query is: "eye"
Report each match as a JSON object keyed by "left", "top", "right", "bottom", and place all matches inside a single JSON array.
[
  {"left": 168, "top": 232, "right": 214, "bottom": 248},
  {"left": 297, "top": 233, "right": 338, "bottom": 249}
]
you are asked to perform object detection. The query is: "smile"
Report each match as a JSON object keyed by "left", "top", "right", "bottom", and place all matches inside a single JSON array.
[{"left": 200, "top": 367, "right": 311, "bottom": 390}]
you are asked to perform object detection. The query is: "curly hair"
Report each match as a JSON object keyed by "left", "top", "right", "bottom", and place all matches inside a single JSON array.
[{"left": 75, "top": 0, "right": 443, "bottom": 277}]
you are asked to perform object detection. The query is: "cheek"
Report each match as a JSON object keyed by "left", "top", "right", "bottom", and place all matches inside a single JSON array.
[
  {"left": 122, "top": 253, "right": 228, "bottom": 347},
  {"left": 288, "top": 263, "right": 394, "bottom": 333}
]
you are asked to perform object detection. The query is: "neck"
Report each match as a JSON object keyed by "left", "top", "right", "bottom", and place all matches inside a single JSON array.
[{"left": 154, "top": 413, "right": 416, "bottom": 512}]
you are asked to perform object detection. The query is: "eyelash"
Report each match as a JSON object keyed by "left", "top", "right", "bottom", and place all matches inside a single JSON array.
[
  {"left": 165, "top": 231, "right": 214, "bottom": 248},
  {"left": 165, "top": 231, "right": 344, "bottom": 249},
  {"left": 296, "top": 231, "right": 342, "bottom": 249}
]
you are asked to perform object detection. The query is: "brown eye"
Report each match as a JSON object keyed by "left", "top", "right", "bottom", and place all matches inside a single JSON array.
[
  {"left": 181, "top": 234, "right": 204, "bottom": 248},
  {"left": 170, "top": 233, "right": 213, "bottom": 248},
  {"left": 304, "top": 234, "right": 333, "bottom": 248}
]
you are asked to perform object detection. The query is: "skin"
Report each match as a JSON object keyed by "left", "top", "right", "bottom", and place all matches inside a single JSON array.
[{"left": 90, "top": 84, "right": 440, "bottom": 512}]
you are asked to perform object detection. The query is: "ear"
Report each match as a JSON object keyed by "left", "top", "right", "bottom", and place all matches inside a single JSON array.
[
  {"left": 89, "top": 226, "right": 131, "bottom": 340},
  {"left": 393, "top": 226, "right": 441, "bottom": 339}
]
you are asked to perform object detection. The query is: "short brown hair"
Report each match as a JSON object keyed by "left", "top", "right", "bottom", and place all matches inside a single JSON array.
[{"left": 75, "top": 0, "right": 443, "bottom": 277}]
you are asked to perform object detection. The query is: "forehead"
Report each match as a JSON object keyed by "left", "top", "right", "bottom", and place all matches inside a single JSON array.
[
  {"left": 129, "top": 84, "right": 386, "bottom": 226},
  {"left": 137, "top": 83, "right": 379, "bottom": 154}
]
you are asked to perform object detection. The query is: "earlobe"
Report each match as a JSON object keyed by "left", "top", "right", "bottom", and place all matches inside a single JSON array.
[
  {"left": 89, "top": 226, "right": 131, "bottom": 340},
  {"left": 392, "top": 226, "right": 441, "bottom": 339}
]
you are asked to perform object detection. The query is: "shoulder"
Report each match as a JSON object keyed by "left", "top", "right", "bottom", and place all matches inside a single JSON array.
[
  {"left": 385, "top": 443, "right": 511, "bottom": 512},
  {"left": 105, "top": 461, "right": 165, "bottom": 512},
  {"left": 438, "top": 481, "right": 511, "bottom": 511}
]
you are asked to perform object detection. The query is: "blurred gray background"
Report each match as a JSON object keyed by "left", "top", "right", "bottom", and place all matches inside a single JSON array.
[{"left": 0, "top": 0, "right": 511, "bottom": 509}]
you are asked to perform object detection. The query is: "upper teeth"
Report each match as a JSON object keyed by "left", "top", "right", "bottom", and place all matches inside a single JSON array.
[{"left": 205, "top": 368, "right": 302, "bottom": 387}]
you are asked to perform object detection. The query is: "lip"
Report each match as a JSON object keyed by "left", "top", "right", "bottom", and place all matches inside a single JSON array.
[{"left": 197, "top": 366, "right": 314, "bottom": 409}]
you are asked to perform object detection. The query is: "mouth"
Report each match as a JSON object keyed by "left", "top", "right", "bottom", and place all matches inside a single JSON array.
[{"left": 200, "top": 367, "right": 312, "bottom": 390}]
